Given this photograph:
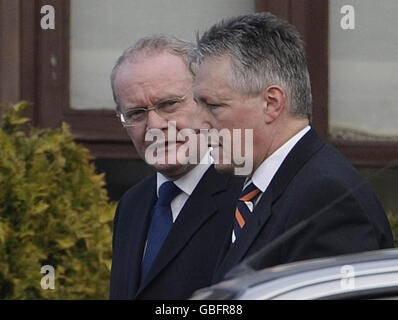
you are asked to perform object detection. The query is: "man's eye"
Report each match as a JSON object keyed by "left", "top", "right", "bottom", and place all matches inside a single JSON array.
[
  {"left": 160, "top": 100, "right": 178, "bottom": 107},
  {"left": 206, "top": 103, "right": 222, "bottom": 110},
  {"left": 158, "top": 100, "right": 180, "bottom": 112},
  {"left": 126, "top": 109, "right": 146, "bottom": 119}
]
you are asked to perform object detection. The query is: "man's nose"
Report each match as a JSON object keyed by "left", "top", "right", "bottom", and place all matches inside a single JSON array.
[
  {"left": 193, "top": 106, "right": 212, "bottom": 131},
  {"left": 146, "top": 109, "right": 168, "bottom": 130}
]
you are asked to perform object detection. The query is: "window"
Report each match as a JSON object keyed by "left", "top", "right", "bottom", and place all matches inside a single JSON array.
[
  {"left": 2, "top": 0, "right": 397, "bottom": 165},
  {"left": 257, "top": 0, "right": 398, "bottom": 166},
  {"left": 28, "top": 0, "right": 255, "bottom": 159}
]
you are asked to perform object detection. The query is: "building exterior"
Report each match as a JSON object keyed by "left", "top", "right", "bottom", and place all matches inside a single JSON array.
[{"left": 1, "top": 0, "right": 397, "bottom": 210}]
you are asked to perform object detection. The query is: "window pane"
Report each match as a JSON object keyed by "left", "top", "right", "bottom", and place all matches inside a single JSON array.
[
  {"left": 329, "top": 0, "right": 398, "bottom": 141},
  {"left": 70, "top": 0, "right": 255, "bottom": 110}
]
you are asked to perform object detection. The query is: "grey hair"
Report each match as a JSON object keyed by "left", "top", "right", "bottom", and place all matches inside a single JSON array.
[
  {"left": 111, "top": 34, "right": 195, "bottom": 110},
  {"left": 192, "top": 12, "right": 312, "bottom": 120}
]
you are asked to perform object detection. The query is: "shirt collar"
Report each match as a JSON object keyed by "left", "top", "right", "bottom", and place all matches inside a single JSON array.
[
  {"left": 251, "top": 126, "right": 311, "bottom": 192},
  {"left": 157, "top": 150, "right": 213, "bottom": 197}
]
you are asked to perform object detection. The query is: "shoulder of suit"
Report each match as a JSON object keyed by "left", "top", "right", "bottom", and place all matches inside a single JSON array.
[
  {"left": 119, "top": 174, "right": 156, "bottom": 202},
  {"left": 287, "top": 157, "right": 367, "bottom": 210},
  {"left": 201, "top": 165, "right": 245, "bottom": 190}
]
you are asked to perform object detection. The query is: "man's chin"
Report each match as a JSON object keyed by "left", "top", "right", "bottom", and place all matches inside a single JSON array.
[
  {"left": 213, "top": 163, "right": 236, "bottom": 176},
  {"left": 213, "top": 162, "right": 252, "bottom": 177},
  {"left": 152, "top": 162, "right": 194, "bottom": 180}
]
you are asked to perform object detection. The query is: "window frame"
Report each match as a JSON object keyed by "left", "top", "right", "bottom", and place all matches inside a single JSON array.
[
  {"left": 34, "top": 0, "right": 136, "bottom": 158},
  {"left": 256, "top": 0, "right": 398, "bottom": 167},
  {"left": 3, "top": 0, "right": 397, "bottom": 165}
]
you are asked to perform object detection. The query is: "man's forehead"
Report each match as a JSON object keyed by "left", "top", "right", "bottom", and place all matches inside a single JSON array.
[
  {"left": 195, "top": 55, "right": 232, "bottom": 81},
  {"left": 118, "top": 58, "right": 190, "bottom": 83},
  {"left": 198, "top": 54, "right": 231, "bottom": 71},
  {"left": 116, "top": 55, "right": 192, "bottom": 98},
  {"left": 193, "top": 57, "right": 234, "bottom": 97}
]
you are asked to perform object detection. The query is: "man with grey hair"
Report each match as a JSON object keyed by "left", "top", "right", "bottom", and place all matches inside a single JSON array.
[
  {"left": 109, "top": 35, "right": 243, "bottom": 299},
  {"left": 192, "top": 12, "right": 394, "bottom": 283}
]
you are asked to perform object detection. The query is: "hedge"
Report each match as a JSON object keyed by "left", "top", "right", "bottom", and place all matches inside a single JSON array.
[
  {"left": 0, "top": 102, "right": 116, "bottom": 299},
  {"left": 0, "top": 102, "right": 396, "bottom": 299}
]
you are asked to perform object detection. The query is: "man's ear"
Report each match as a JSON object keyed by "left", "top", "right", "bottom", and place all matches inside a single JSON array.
[{"left": 263, "top": 85, "right": 287, "bottom": 124}]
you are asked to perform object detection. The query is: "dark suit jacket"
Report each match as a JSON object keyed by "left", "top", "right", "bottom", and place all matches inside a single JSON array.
[
  {"left": 213, "top": 129, "right": 394, "bottom": 283},
  {"left": 109, "top": 165, "right": 244, "bottom": 299}
]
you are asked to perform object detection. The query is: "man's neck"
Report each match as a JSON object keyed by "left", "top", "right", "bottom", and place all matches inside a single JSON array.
[
  {"left": 252, "top": 118, "right": 310, "bottom": 175},
  {"left": 266, "top": 119, "right": 309, "bottom": 160}
]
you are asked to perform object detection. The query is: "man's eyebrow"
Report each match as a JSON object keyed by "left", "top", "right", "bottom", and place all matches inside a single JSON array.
[
  {"left": 123, "top": 104, "right": 145, "bottom": 110},
  {"left": 122, "top": 93, "right": 186, "bottom": 110},
  {"left": 193, "top": 95, "right": 208, "bottom": 104},
  {"left": 195, "top": 93, "right": 228, "bottom": 105}
]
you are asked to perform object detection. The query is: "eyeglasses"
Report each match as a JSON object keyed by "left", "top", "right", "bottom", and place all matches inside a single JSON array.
[{"left": 117, "top": 90, "right": 191, "bottom": 127}]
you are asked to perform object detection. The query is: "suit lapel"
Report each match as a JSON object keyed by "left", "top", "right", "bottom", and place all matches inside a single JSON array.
[
  {"left": 213, "top": 129, "right": 326, "bottom": 282},
  {"left": 126, "top": 177, "right": 157, "bottom": 299},
  {"left": 136, "top": 166, "right": 231, "bottom": 295},
  {"left": 213, "top": 188, "right": 273, "bottom": 281},
  {"left": 269, "top": 129, "right": 325, "bottom": 202}
]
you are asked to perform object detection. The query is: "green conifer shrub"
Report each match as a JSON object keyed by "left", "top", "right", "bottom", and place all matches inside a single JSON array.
[
  {"left": 388, "top": 212, "right": 398, "bottom": 247},
  {"left": 0, "top": 102, "right": 116, "bottom": 299},
  {"left": 0, "top": 102, "right": 397, "bottom": 300}
]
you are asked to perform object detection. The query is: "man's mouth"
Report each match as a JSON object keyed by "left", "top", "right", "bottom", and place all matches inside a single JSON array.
[
  {"left": 209, "top": 143, "right": 222, "bottom": 148},
  {"left": 146, "top": 140, "right": 181, "bottom": 149}
]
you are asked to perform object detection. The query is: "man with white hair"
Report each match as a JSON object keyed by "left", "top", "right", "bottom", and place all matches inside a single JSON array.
[{"left": 109, "top": 35, "right": 243, "bottom": 299}]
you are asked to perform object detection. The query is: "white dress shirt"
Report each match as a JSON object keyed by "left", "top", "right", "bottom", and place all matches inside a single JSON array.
[
  {"left": 156, "top": 150, "right": 213, "bottom": 223},
  {"left": 142, "top": 151, "right": 213, "bottom": 259},
  {"left": 232, "top": 126, "right": 311, "bottom": 243},
  {"left": 250, "top": 125, "right": 311, "bottom": 193}
]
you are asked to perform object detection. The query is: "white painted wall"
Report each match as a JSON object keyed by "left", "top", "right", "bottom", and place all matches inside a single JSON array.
[
  {"left": 70, "top": 0, "right": 255, "bottom": 110},
  {"left": 329, "top": 0, "right": 398, "bottom": 137}
]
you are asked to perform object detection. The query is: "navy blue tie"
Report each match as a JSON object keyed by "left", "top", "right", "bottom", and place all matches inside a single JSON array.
[{"left": 141, "top": 181, "right": 181, "bottom": 282}]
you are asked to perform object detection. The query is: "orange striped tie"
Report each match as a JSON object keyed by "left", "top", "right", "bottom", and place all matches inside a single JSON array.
[{"left": 233, "top": 182, "right": 261, "bottom": 241}]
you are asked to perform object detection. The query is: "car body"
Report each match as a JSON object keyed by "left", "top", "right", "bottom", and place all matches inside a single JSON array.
[{"left": 190, "top": 248, "right": 398, "bottom": 300}]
